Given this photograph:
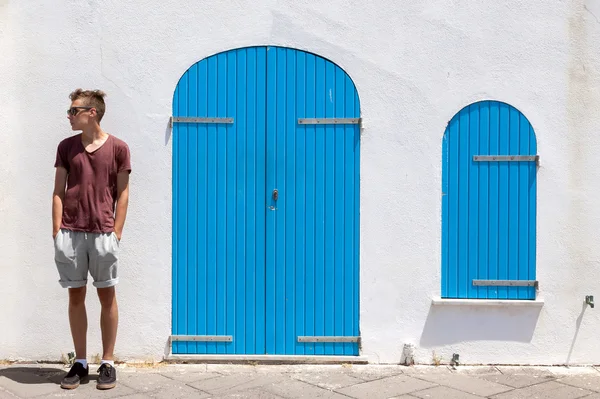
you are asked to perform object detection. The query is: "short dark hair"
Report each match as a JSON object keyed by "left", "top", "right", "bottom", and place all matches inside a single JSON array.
[{"left": 69, "top": 89, "right": 107, "bottom": 122}]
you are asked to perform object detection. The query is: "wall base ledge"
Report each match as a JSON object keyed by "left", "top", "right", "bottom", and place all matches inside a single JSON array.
[{"left": 431, "top": 297, "right": 545, "bottom": 307}]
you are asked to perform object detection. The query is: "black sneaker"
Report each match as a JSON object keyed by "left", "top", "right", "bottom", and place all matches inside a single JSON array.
[
  {"left": 60, "top": 362, "right": 89, "bottom": 389},
  {"left": 97, "top": 363, "right": 117, "bottom": 390}
]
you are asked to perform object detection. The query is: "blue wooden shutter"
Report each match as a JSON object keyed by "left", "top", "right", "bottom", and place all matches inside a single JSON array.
[{"left": 442, "top": 101, "right": 538, "bottom": 300}]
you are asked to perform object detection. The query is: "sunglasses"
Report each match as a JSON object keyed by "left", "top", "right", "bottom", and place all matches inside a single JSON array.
[{"left": 67, "top": 106, "right": 93, "bottom": 116}]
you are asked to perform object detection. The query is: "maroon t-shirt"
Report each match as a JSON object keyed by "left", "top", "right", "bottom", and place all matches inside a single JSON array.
[{"left": 54, "top": 134, "right": 132, "bottom": 234}]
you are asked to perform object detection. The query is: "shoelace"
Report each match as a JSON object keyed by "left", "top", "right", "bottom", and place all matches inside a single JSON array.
[{"left": 98, "top": 364, "right": 112, "bottom": 378}]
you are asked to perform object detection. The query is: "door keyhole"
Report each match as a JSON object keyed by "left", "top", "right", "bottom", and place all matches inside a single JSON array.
[{"left": 272, "top": 189, "right": 278, "bottom": 201}]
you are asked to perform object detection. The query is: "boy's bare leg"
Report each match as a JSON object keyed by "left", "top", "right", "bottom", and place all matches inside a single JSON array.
[
  {"left": 68, "top": 287, "right": 87, "bottom": 360},
  {"left": 97, "top": 287, "right": 118, "bottom": 360}
]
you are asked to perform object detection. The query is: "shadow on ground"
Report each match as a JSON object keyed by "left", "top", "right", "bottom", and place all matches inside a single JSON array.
[{"left": 0, "top": 366, "right": 99, "bottom": 386}]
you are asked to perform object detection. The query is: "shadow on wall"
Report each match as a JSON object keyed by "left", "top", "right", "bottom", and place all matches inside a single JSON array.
[
  {"left": 566, "top": 300, "right": 590, "bottom": 365},
  {"left": 419, "top": 304, "right": 542, "bottom": 347},
  {"left": 165, "top": 119, "right": 172, "bottom": 146}
]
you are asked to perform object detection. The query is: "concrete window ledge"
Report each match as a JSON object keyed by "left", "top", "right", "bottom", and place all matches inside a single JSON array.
[{"left": 431, "top": 297, "right": 545, "bottom": 307}]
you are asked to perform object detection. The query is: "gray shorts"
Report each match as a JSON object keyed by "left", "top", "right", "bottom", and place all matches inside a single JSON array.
[{"left": 54, "top": 229, "right": 120, "bottom": 288}]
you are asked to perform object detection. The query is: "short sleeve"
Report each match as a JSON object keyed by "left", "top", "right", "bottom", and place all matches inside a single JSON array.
[
  {"left": 116, "top": 142, "right": 132, "bottom": 174},
  {"left": 54, "top": 140, "right": 70, "bottom": 172}
]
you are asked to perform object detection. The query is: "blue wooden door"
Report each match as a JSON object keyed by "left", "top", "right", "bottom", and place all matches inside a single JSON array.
[
  {"left": 441, "top": 100, "right": 538, "bottom": 300},
  {"left": 172, "top": 47, "right": 268, "bottom": 355},
  {"left": 172, "top": 46, "right": 360, "bottom": 355}
]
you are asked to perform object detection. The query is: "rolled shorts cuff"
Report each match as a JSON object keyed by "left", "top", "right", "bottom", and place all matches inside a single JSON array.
[
  {"left": 59, "top": 279, "right": 87, "bottom": 289},
  {"left": 93, "top": 278, "right": 119, "bottom": 288}
]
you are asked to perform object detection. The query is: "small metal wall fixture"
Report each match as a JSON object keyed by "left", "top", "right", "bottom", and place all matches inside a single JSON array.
[
  {"left": 451, "top": 353, "right": 460, "bottom": 367},
  {"left": 586, "top": 295, "right": 594, "bottom": 308}
]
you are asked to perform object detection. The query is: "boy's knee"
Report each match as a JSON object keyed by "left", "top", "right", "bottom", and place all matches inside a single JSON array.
[
  {"left": 97, "top": 287, "right": 116, "bottom": 307},
  {"left": 68, "top": 286, "right": 86, "bottom": 306}
]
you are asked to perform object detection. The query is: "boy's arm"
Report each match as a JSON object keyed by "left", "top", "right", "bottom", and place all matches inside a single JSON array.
[
  {"left": 52, "top": 167, "right": 68, "bottom": 238},
  {"left": 114, "top": 172, "right": 130, "bottom": 241}
]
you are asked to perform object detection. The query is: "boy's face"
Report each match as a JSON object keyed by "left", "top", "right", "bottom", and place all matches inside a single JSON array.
[{"left": 67, "top": 99, "right": 96, "bottom": 131}]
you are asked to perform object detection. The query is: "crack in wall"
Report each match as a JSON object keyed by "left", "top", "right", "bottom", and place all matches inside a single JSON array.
[{"left": 584, "top": 5, "right": 600, "bottom": 24}]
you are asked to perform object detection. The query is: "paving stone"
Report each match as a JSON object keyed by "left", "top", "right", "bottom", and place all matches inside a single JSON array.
[
  {"left": 496, "top": 367, "right": 557, "bottom": 378},
  {"left": 4, "top": 364, "right": 600, "bottom": 399},
  {"left": 453, "top": 366, "right": 502, "bottom": 376},
  {"left": 41, "top": 383, "right": 137, "bottom": 398},
  {"left": 336, "top": 374, "right": 437, "bottom": 398},
  {"left": 557, "top": 374, "right": 600, "bottom": 392},
  {"left": 160, "top": 370, "right": 222, "bottom": 383},
  {"left": 206, "top": 365, "right": 259, "bottom": 374},
  {"left": 207, "top": 388, "right": 286, "bottom": 398},
  {"left": 119, "top": 372, "right": 196, "bottom": 392},
  {"left": 264, "top": 379, "right": 352, "bottom": 398},
  {"left": 0, "top": 370, "right": 61, "bottom": 398},
  {"left": 118, "top": 371, "right": 212, "bottom": 398},
  {"left": 254, "top": 365, "right": 341, "bottom": 374},
  {"left": 188, "top": 373, "right": 259, "bottom": 394},
  {"left": 0, "top": 387, "right": 17, "bottom": 399},
  {"left": 543, "top": 367, "right": 599, "bottom": 377},
  {"left": 400, "top": 366, "right": 453, "bottom": 376},
  {"left": 414, "top": 372, "right": 512, "bottom": 397},
  {"left": 189, "top": 373, "right": 290, "bottom": 396},
  {"left": 291, "top": 371, "right": 364, "bottom": 390},
  {"left": 153, "top": 364, "right": 208, "bottom": 373},
  {"left": 490, "top": 380, "right": 591, "bottom": 399},
  {"left": 478, "top": 372, "right": 556, "bottom": 388},
  {"left": 149, "top": 385, "right": 212, "bottom": 399},
  {"left": 411, "top": 385, "right": 486, "bottom": 399},
  {"left": 346, "top": 365, "right": 406, "bottom": 381}
]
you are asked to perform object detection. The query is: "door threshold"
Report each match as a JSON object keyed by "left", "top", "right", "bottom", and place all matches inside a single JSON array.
[{"left": 165, "top": 354, "right": 368, "bottom": 364}]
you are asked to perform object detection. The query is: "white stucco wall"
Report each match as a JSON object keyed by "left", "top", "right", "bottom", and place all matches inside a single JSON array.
[{"left": 1, "top": 0, "right": 600, "bottom": 364}]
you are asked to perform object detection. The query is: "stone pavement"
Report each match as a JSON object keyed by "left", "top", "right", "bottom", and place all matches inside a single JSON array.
[{"left": 2, "top": 363, "right": 600, "bottom": 398}]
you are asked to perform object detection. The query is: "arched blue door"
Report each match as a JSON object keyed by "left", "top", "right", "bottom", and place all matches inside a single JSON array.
[
  {"left": 442, "top": 100, "right": 538, "bottom": 300},
  {"left": 172, "top": 47, "right": 360, "bottom": 355}
]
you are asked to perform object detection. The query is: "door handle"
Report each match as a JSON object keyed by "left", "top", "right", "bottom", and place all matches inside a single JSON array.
[{"left": 272, "top": 189, "right": 278, "bottom": 201}]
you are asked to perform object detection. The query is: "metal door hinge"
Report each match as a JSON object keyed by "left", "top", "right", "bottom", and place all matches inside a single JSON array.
[
  {"left": 170, "top": 335, "right": 233, "bottom": 342},
  {"left": 473, "top": 279, "right": 538, "bottom": 289},
  {"left": 170, "top": 117, "right": 234, "bottom": 128},
  {"left": 298, "top": 118, "right": 361, "bottom": 125},
  {"left": 473, "top": 155, "right": 539, "bottom": 162},
  {"left": 297, "top": 336, "right": 361, "bottom": 343}
]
